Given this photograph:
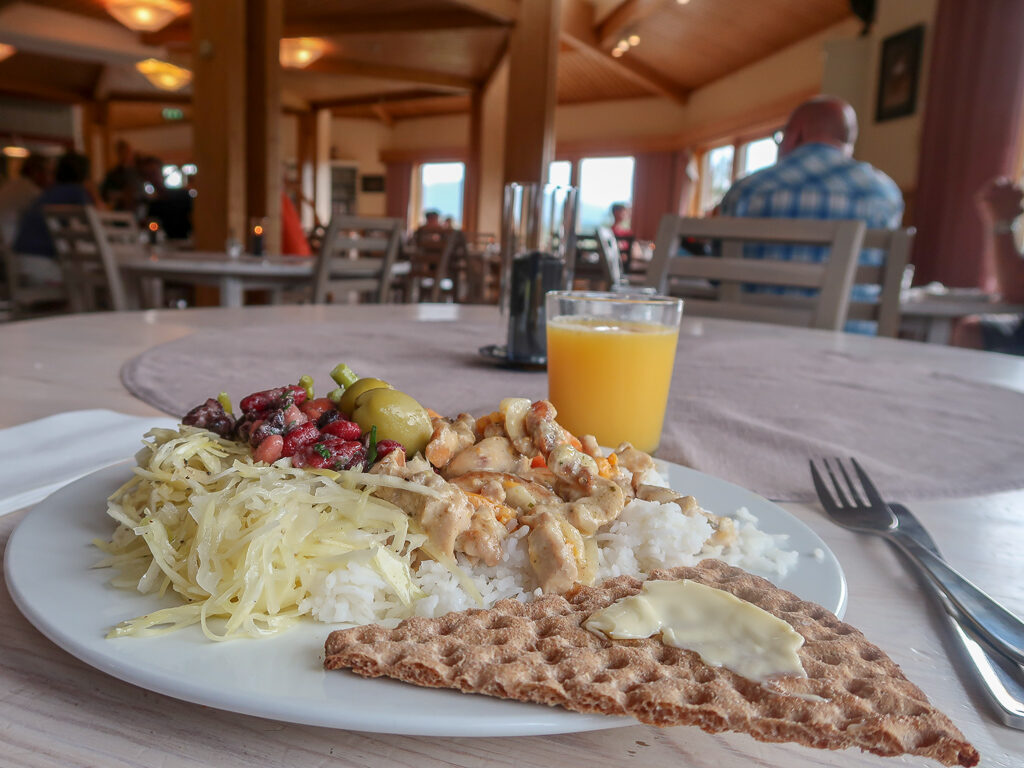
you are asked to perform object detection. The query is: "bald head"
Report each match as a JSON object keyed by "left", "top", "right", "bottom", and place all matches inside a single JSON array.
[{"left": 779, "top": 96, "right": 858, "bottom": 158}]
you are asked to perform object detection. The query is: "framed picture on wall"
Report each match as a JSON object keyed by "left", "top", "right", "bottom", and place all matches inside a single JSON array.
[{"left": 875, "top": 25, "right": 924, "bottom": 122}]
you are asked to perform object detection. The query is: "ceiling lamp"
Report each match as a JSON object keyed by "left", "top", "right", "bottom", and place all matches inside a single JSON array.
[
  {"left": 136, "top": 58, "right": 192, "bottom": 91},
  {"left": 106, "top": 0, "right": 185, "bottom": 32},
  {"left": 279, "top": 37, "right": 327, "bottom": 69},
  {"left": 0, "top": 43, "right": 14, "bottom": 63}
]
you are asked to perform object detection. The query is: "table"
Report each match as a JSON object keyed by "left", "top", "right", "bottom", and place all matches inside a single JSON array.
[
  {"left": 899, "top": 289, "right": 1024, "bottom": 344},
  {"left": 1, "top": 305, "right": 1023, "bottom": 768},
  {"left": 119, "top": 252, "right": 411, "bottom": 308}
]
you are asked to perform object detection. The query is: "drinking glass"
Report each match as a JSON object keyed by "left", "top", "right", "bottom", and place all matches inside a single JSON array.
[
  {"left": 545, "top": 291, "right": 683, "bottom": 453},
  {"left": 500, "top": 183, "right": 577, "bottom": 363}
]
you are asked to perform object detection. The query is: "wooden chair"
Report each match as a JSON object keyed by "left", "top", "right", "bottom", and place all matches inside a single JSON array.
[
  {"left": 312, "top": 215, "right": 403, "bottom": 304},
  {"left": 0, "top": 223, "right": 70, "bottom": 320},
  {"left": 645, "top": 215, "right": 867, "bottom": 331},
  {"left": 595, "top": 226, "right": 625, "bottom": 288},
  {"left": 406, "top": 229, "right": 463, "bottom": 303},
  {"left": 43, "top": 205, "right": 130, "bottom": 312},
  {"left": 850, "top": 227, "right": 915, "bottom": 338},
  {"left": 688, "top": 227, "right": 915, "bottom": 337}
]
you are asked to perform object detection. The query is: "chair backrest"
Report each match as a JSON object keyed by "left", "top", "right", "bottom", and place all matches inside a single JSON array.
[
  {"left": 408, "top": 229, "right": 465, "bottom": 302},
  {"left": 312, "top": 215, "right": 404, "bottom": 303},
  {"left": 43, "top": 205, "right": 129, "bottom": 311},
  {"left": 852, "top": 227, "right": 915, "bottom": 337},
  {"left": 595, "top": 226, "right": 624, "bottom": 288},
  {"left": 646, "top": 215, "right": 867, "bottom": 331}
]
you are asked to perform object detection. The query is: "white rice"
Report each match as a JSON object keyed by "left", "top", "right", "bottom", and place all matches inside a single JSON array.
[{"left": 304, "top": 479, "right": 798, "bottom": 628}]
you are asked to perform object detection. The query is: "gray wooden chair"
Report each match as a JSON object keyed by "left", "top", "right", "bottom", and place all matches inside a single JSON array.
[
  {"left": 645, "top": 215, "right": 867, "bottom": 331},
  {"left": 43, "top": 205, "right": 130, "bottom": 312},
  {"left": 312, "top": 215, "right": 404, "bottom": 304},
  {"left": 406, "top": 229, "right": 464, "bottom": 303},
  {"left": 596, "top": 226, "right": 625, "bottom": 288},
  {"left": 0, "top": 223, "right": 70, "bottom": 320},
  {"left": 689, "top": 226, "right": 915, "bottom": 337}
]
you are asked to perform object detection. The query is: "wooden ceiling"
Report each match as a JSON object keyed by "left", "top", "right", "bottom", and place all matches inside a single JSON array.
[{"left": 0, "top": 0, "right": 852, "bottom": 124}]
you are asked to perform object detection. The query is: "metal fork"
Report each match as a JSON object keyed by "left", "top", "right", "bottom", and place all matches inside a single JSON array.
[{"left": 809, "top": 457, "right": 1024, "bottom": 668}]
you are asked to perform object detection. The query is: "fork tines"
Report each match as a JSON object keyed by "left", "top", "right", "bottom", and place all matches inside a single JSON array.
[{"left": 809, "top": 457, "right": 882, "bottom": 510}]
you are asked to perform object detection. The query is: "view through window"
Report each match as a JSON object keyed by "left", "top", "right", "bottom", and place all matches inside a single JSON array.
[
  {"left": 577, "top": 156, "right": 635, "bottom": 232},
  {"left": 548, "top": 160, "right": 572, "bottom": 187},
  {"left": 740, "top": 136, "right": 778, "bottom": 177},
  {"left": 418, "top": 161, "right": 465, "bottom": 226},
  {"left": 702, "top": 145, "right": 735, "bottom": 213}
]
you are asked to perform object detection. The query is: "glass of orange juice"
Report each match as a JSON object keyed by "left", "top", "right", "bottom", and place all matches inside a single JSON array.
[{"left": 546, "top": 291, "right": 682, "bottom": 453}]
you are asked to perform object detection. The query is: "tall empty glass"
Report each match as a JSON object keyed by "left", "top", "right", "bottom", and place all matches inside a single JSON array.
[
  {"left": 546, "top": 291, "right": 683, "bottom": 453},
  {"left": 500, "top": 183, "right": 577, "bottom": 363}
]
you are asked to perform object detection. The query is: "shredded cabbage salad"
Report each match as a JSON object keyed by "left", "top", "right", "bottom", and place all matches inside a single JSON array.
[{"left": 95, "top": 426, "right": 441, "bottom": 641}]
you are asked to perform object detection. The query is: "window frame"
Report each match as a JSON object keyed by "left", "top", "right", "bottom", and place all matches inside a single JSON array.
[
  {"left": 692, "top": 125, "right": 783, "bottom": 216},
  {"left": 411, "top": 160, "right": 467, "bottom": 231},
  {"left": 552, "top": 153, "right": 637, "bottom": 233}
]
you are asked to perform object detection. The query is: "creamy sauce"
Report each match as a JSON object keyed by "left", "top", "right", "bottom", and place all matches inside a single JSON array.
[{"left": 583, "top": 580, "right": 807, "bottom": 684}]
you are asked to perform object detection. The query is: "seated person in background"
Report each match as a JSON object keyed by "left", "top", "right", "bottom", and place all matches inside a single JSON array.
[
  {"left": 13, "top": 151, "right": 99, "bottom": 284},
  {"left": 610, "top": 202, "right": 634, "bottom": 262},
  {"left": 0, "top": 154, "right": 51, "bottom": 246},
  {"left": 100, "top": 139, "right": 143, "bottom": 214},
  {"left": 718, "top": 96, "right": 904, "bottom": 332},
  {"left": 140, "top": 156, "right": 192, "bottom": 240},
  {"left": 951, "top": 178, "right": 1024, "bottom": 356},
  {"left": 280, "top": 192, "right": 312, "bottom": 256},
  {"left": 413, "top": 209, "right": 445, "bottom": 249}
]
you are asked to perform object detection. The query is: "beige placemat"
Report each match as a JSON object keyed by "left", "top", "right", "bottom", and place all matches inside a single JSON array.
[{"left": 121, "top": 321, "right": 1024, "bottom": 502}]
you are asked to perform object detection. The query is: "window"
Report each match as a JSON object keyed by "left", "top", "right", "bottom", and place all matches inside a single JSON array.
[
  {"left": 548, "top": 160, "right": 572, "bottom": 187},
  {"left": 577, "top": 156, "right": 635, "bottom": 232},
  {"left": 739, "top": 136, "right": 778, "bottom": 177},
  {"left": 699, "top": 145, "right": 735, "bottom": 214},
  {"left": 695, "top": 129, "right": 782, "bottom": 215},
  {"left": 417, "top": 161, "right": 465, "bottom": 227}
]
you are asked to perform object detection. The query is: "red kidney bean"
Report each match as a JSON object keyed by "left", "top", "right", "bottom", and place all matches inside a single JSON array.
[
  {"left": 320, "top": 419, "right": 362, "bottom": 441},
  {"left": 182, "top": 398, "right": 236, "bottom": 438},
  {"left": 292, "top": 439, "right": 365, "bottom": 470},
  {"left": 282, "top": 421, "right": 320, "bottom": 457},
  {"left": 374, "top": 440, "right": 404, "bottom": 461},
  {"left": 240, "top": 385, "right": 307, "bottom": 415}
]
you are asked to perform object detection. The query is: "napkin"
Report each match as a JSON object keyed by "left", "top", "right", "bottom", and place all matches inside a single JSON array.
[{"left": 0, "top": 410, "right": 177, "bottom": 516}]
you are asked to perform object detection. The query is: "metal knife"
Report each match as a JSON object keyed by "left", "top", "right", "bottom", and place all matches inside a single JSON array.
[{"left": 889, "top": 503, "right": 1024, "bottom": 729}]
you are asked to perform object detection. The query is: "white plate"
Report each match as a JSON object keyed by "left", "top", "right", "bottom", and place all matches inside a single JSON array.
[{"left": 5, "top": 461, "right": 846, "bottom": 737}]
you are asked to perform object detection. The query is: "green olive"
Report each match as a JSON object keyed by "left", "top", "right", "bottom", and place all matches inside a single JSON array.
[
  {"left": 351, "top": 388, "right": 433, "bottom": 457},
  {"left": 338, "top": 378, "right": 392, "bottom": 416}
]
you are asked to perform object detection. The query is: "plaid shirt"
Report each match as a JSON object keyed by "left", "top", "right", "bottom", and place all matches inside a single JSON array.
[{"left": 718, "top": 143, "right": 904, "bottom": 332}]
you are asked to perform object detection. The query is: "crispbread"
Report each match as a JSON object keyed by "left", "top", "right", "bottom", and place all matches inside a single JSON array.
[{"left": 324, "top": 560, "right": 979, "bottom": 766}]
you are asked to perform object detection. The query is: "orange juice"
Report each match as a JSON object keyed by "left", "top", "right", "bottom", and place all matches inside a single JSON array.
[{"left": 546, "top": 316, "right": 679, "bottom": 453}]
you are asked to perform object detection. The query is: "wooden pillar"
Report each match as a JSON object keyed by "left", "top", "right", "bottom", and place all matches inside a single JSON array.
[
  {"left": 297, "top": 108, "right": 331, "bottom": 229},
  {"left": 314, "top": 108, "right": 332, "bottom": 225},
  {"left": 463, "top": 88, "right": 483, "bottom": 232},
  {"left": 245, "top": 0, "right": 282, "bottom": 254},
  {"left": 502, "top": 0, "right": 559, "bottom": 185},
  {"left": 297, "top": 110, "right": 316, "bottom": 230},
  {"left": 191, "top": 0, "right": 248, "bottom": 253}
]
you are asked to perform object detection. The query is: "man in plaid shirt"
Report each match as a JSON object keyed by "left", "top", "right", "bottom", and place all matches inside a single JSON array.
[{"left": 719, "top": 97, "right": 904, "bottom": 331}]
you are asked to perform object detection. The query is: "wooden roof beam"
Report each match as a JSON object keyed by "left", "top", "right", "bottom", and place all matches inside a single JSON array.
[
  {"left": 311, "top": 89, "right": 455, "bottom": 112},
  {"left": 303, "top": 57, "right": 475, "bottom": 92},
  {"left": 445, "top": 0, "right": 518, "bottom": 24},
  {"left": 142, "top": 7, "right": 514, "bottom": 46},
  {"left": 560, "top": 0, "right": 689, "bottom": 105}
]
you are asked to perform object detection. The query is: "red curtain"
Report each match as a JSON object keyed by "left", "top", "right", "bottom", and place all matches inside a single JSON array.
[
  {"left": 632, "top": 152, "right": 675, "bottom": 241},
  {"left": 911, "top": 0, "right": 1024, "bottom": 288},
  {"left": 385, "top": 162, "right": 413, "bottom": 224}
]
